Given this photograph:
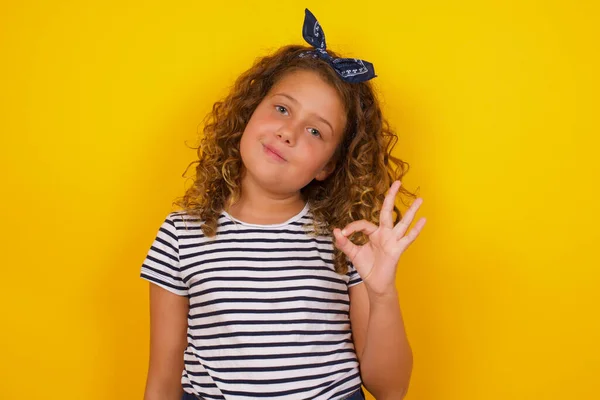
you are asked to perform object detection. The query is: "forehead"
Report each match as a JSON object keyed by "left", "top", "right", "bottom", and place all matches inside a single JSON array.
[
  {"left": 268, "top": 69, "right": 347, "bottom": 135},
  {"left": 270, "top": 69, "right": 340, "bottom": 101}
]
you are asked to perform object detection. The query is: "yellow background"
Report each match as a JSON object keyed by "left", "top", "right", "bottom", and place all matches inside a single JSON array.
[{"left": 1, "top": 1, "right": 598, "bottom": 399}]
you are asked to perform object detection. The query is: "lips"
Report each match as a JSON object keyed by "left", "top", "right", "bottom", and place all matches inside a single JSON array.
[{"left": 263, "top": 144, "right": 286, "bottom": 161}]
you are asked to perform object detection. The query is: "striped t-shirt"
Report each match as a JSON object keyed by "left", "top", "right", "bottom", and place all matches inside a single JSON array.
[{"left": 140, "top": 202, "right": 364, "bottom": 400}]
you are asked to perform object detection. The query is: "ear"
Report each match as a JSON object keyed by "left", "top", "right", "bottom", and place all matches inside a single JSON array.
[{"left": 314, "top": 158, "right": 337, "bottom": 181}]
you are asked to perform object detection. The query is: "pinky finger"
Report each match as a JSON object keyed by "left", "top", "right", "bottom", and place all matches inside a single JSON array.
[{"left": 399, "top": 217, "right": 427, "bottom": 246}]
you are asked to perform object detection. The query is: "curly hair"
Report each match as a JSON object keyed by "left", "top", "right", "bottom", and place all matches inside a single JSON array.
[{"left": 174, "top": 44, "right": 419, "bottom": 274}]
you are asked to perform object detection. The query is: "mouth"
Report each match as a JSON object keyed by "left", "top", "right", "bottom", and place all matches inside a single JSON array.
[{"left": 263, "top": 144, "right": 286, "bottom": 162}]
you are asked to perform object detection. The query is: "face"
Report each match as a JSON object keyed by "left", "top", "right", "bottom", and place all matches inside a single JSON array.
[{"left": 239, "top": 69, "right": 347, "bottom": 195}]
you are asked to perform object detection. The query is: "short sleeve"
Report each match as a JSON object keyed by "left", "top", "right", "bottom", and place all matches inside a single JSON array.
[
  {"left": 346, "top": 261, "right": 363, "bottom": 287},
  {"left": 140, "top": 213, "right": 188, "bottom": 296}
]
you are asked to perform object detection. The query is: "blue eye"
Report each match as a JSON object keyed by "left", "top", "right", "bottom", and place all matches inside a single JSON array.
[
  {"left": 275, "top": 105, "right": 288, "bottom": 115},
  {"left": 308, "top": 128, "right": 321, "bottom": 138}
]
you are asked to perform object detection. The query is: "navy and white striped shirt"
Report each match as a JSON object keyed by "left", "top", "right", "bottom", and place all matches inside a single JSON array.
[{"left": 140, "top": 203, "right": 364, "bottom": 399}]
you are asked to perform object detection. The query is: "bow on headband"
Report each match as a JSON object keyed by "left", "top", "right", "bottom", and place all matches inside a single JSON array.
[{"left": 300, "top": 8, "right": 376, "bottom": 83}]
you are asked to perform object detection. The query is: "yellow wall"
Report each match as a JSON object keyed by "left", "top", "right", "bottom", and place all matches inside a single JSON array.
[{"left": 1, "top": 1, "right": 598, "bottom": 399}]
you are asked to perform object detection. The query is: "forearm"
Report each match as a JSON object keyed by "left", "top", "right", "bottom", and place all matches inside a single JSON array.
[
  {"left": 145, "top": 284, "right": 189, "bottom": 400},
  {"left": 144, "top": 375, "right": 184, "bottom": 400},
  {"left": 359, "top": 289, "right": 413, "bottom": 399},
  {"left": 143, "top": 351, "right": 185, "bottom": 400}
]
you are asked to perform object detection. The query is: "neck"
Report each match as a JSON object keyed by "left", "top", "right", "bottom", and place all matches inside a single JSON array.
[{"left": 225, "top": 173, "right": 306, "bottom": 225}]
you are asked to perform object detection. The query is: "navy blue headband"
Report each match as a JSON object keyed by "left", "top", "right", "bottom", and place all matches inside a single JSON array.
[{"left": 300, "top": 8, "right": 376, "bottom": 83}]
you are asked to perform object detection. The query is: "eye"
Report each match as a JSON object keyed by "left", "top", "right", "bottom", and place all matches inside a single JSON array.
[
  {"left": 275, "top": 105, "right": 289, "bottom": 115},
  {"left": 308, "top": 128, "right": 321, "bottom": 138}
]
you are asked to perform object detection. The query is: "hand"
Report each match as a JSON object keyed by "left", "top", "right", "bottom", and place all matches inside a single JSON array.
[{"left": 333, "top": 181, "right": 426, "bottom": 296}]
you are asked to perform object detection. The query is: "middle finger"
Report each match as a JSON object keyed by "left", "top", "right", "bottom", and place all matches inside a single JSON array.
[{"left": 380, "top": 180, "right": 401, "bottom": 229}]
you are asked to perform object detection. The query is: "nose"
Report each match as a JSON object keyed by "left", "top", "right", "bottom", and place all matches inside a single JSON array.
[{"left": 276, "top": 120, "right": 300, "bottom": 146}]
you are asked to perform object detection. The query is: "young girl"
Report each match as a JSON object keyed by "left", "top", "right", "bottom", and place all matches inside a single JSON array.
[{"left": 140, "top": 9, "right": 426, "bottom": 400}]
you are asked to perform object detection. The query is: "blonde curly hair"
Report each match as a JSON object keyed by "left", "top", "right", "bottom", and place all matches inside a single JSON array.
[{"left": 175, "top": 44, "right": 418, "bottom": 274}]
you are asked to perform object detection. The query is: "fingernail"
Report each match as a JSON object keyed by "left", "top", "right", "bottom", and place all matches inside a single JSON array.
[{"left": 341, "top": 229, "right": 347, "bottom": 236}]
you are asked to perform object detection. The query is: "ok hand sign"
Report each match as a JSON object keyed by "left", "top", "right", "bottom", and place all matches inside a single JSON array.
[{"left": 333, "top": 181, "right": 426, "bottom": 296}]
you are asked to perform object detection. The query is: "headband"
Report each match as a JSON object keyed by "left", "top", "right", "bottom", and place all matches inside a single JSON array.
[{"left": 299, "top": 8, "right": 377, "bottom": 83}]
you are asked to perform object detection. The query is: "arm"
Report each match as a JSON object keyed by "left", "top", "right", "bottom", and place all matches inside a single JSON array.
[
  {"left": 350, "top": 282, "right": 412, "bottom": 399},
  {"left": 334, "top": 180, "right": 426, "bottom": 399},
  {"left": 143, "top": 283, "right": 189, "bottom": 400}
]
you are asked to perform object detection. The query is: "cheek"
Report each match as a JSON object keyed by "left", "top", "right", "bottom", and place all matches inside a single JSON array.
[
  {"left": 246, "top": 107, "right": 276, "bottom": 131},
  {"left": 297, "top": 141, "right": 335, "bottom": 168},
  {"left": 241, "top": 114, "right": 267, "bottom": 146}
]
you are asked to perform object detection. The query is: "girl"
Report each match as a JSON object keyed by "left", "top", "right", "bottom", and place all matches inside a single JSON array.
[{"left": 141, "top": 9, "right": 426, "bottom": 400}]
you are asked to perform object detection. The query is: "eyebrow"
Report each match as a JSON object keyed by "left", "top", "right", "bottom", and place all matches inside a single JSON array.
[{"left": 272, "top": 93, "right": 335, "bottom": 135}]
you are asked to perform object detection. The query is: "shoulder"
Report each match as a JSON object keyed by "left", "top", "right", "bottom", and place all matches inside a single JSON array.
[
  {"left": 161, "top": 209, "right": 239, "bottom": 244},
  {"left": 164, "top": 210, "right": 208, "bottom": 230}
]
